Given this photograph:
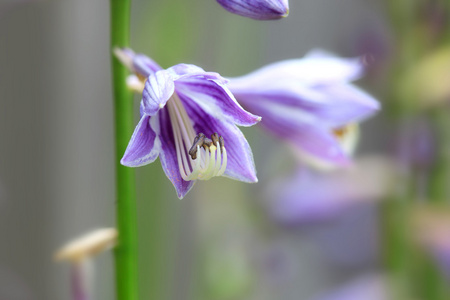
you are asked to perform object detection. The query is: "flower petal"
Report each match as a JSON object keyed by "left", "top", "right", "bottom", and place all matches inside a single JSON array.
[
  {"left": 180, "top": 95, "right": 258, "bottom": 182},
  {"left": 216, "top": 0, "right": 289, "bottom": 20},
  {"left": 166, "top": 64, "right": 206, "bottom": 77},
  {"left": 113, "top": 48, "right": 162, "bottom": 77},
  {"left": 133, "top": 53, "right": 162, "bottom": 77},
  {"left": 175, "top": 74, "right": 261, "bottom": 127},
  {"left": 142, "top": 70, "right": 175, "bottom": 116},
  {"left": 121, "top": 115, "right": 160, "bottom": 167},
  {"left": 227, "top": 54, "right": 363, "bottom": 89},
  {"left": 113, "top": 47, "right": 135, "bottom": 72},
  {"left": 157, "top": 108, "right": 195, "bottom": 199},
  {"left": 308, "top": 83, "right": 380, "bottom": 127},
  {"left": 242, "top": 97, "right": 350, "bottom": 165},
  {"left": 234, "top": 81, "right": 379, "bottom": 128}
]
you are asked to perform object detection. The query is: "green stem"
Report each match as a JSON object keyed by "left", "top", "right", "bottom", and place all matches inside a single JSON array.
[
  {"left": 110, "top": 0, "right": 139, "bottom": 299},
  {"left": 422, "top": 109, "right": 450, "bottom": 300}
]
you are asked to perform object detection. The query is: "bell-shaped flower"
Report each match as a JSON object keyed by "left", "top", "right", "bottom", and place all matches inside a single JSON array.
[
  {"left": 216, "top": 0, "right": 289, "bottom": 20},
  {"left": 227, "top": 50, "right": 380, "bottom": 167},
  {"left": 114, "top": 48, "right": 260, "bottom": 199}
]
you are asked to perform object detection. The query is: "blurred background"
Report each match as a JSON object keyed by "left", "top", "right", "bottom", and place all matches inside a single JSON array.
[{"left": 1, "top": 0, "right": 449, "bottom": 299}]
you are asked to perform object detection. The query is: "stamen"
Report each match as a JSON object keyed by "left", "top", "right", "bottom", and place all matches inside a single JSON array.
[
  {"left": 189, "top": 133, "right": 205, "bottom": 160},
  {"left": 166, "top": 94, "right": 227, "bottom": 181}
]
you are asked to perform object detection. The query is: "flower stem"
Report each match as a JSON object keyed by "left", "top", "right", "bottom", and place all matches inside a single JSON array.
[
  {"left": 422, "top": 109, "right": 450, "bottom": 300},
  {"left": 110, "top": 0, "right": 139, "bottom": 299}
]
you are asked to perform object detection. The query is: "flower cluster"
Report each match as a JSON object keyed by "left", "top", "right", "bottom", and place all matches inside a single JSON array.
[{"left": 116, "top": 48, "right": 380, "bottom": 198}]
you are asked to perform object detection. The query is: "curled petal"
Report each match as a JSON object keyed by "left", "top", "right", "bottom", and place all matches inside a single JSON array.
[
  {"left": 175, "top": 74, "right": 261, "bottom": 127},
  {"left": 181, "top": 96, "right": 258, "bottom": 183},
  {"left": 142, "top": 71, "right": 175, "bottom": 116},
  {"left": 216, "top": 0, "right": 289, "bottom": 20},
  {"left": 121, "top": 115, "right": 160, "bottom": 167},
  {"left": 166, "top": 64, "right": 206, "bottom": 78}
]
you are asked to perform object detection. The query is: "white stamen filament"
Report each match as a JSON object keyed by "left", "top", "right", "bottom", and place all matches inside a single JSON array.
[{"left": 166, "top": 93, "right": 227, "bottom": 181}]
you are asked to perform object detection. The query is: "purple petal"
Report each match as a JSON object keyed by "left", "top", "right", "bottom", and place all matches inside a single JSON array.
[
  {"left": 133, "top": 54, "right": 163, "bottom": 77},
  {"left": 113, "top": 48, "right": 162, "bottom": 77},
  {"left": 309, "top": 83, "right": 380, "bottom": 126},
  {"left": 157, "top": 108, "right": 195, "bottom": 199},
  {"left": 113, "top": 47, "right": 135, "bottom": 72},
  {"left": 121, "top": 115, "right": 160, "bottom": 167},
  {"left": 166, "top": 64, "right": 206, "bottom": 77},
  {"left": 235, "top": 81, "right": 378, "bottom": 128},
  {"left": 310, "top": 274, "right": 388, "bottom": 300},
  {"left": 180, "top": 95, "right": 258, "bottom": 182},
  {"left": 142, "top": 70, "right": 175, "bottom": 116},
  {"left": 216, "top": 0, "right": 289, "bottom": 20},
  {"left": 175, "top": 74, "right": 261, "bottom": 127},
  {"left": 227, "top": 54, "right": 363, "bottom": 88},
  {"left": 242, "top": 97, "right": 350, "bottom": 165}
]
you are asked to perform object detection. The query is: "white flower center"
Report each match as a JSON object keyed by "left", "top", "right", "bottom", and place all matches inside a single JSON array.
[{"left": 166, "top": 93, "right": 227, "bottom": 181}]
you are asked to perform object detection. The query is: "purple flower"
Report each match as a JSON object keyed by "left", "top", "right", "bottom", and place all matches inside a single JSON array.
[
  {"left": 216, "top": 0, "right": 289, "bottom": 20},
  {"left": 310, "top": 274, "right": 388, "bottom": 300},
  {"left": 227, "top": 50, "right": 380, "bottom": 167},
  {"left": 266, "top": 156, "right": 393, "bottom": 225},
  {"left": 413, "top": 208, "right": 450, "bottom": 278},
  {"left": 114, "top": 48, "right": 260, "bottom": 199}
]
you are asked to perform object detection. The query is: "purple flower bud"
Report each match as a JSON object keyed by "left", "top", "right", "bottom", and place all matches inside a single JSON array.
[{"left": 216, "top": 0, "right": 289, "bottom": 20}]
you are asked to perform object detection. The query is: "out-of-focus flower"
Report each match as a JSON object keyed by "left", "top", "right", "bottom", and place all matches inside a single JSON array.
[
  {"left": 55, "top": 228, "right": 118, "bottom": 300},
  {"left": 412, "top": 206, "right": 450, "bottom": 277},
  {"left": 310, "top": 274, "right": 389, "bottom": 300},
  {"left": 114, "top": 48, "right": 260, "bottom": 199},
  {"left": 227, "top": 50, "right": 380, "bottom": 167},
  {"left": 216, "top": 0, "right": 289, "bottom": 20},
  {"left": 266, "top": 156, "right": 395, "bottom": 225}
]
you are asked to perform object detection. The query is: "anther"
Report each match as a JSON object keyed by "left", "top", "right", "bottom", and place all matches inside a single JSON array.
[
  {"left": 219, "top": 136, "right": 224, "bottom": 151},
  {"left": 189, "top": 133, "right": 205, "bottom": 159},
  {"left": 202, "top": 138, "right": 213, "bottom": 150},
  {"left": 211, "top": 133, "right": 219, "bottom": 145}
]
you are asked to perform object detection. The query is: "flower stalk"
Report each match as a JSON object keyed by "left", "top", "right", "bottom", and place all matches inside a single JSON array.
[{"left": 110, "top": 0, "right": 139, "bottom": 299}]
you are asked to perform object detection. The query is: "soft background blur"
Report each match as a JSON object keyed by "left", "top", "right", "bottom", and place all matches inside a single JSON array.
[{"left": 0, "top": 0, "right": 415, "bottom": 299}]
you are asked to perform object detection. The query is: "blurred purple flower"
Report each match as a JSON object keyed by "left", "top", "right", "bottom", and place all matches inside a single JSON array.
[
  {"left": 266, "top": 156, "right": 394, "bottom": 225},
  {"left": 310, "top": 274, "right": 389, "bottom": 300},
  {"left": 216, "top": 0, "right": 289, "bottom": 20},
  {"left": 413, "top": 208, "right": 450, "bottom": 278},
  {"left": 228, "top": 50, "right": 380, "bottom": 167},
  {"left": 114, "top": 48, "right": 260, "bottom": 199}
]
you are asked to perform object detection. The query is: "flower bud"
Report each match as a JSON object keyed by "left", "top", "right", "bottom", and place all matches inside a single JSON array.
[{"left": 216, "top": 0, "right": 289, "bottom": 20}]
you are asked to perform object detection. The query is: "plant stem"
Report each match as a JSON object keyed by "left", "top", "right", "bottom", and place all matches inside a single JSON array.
[
  {"left": 423, "top": 109, "right": 450, "bottom": 300},
  {"left": 110, "top": 0, "right": 139, "bottom": 299}
]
